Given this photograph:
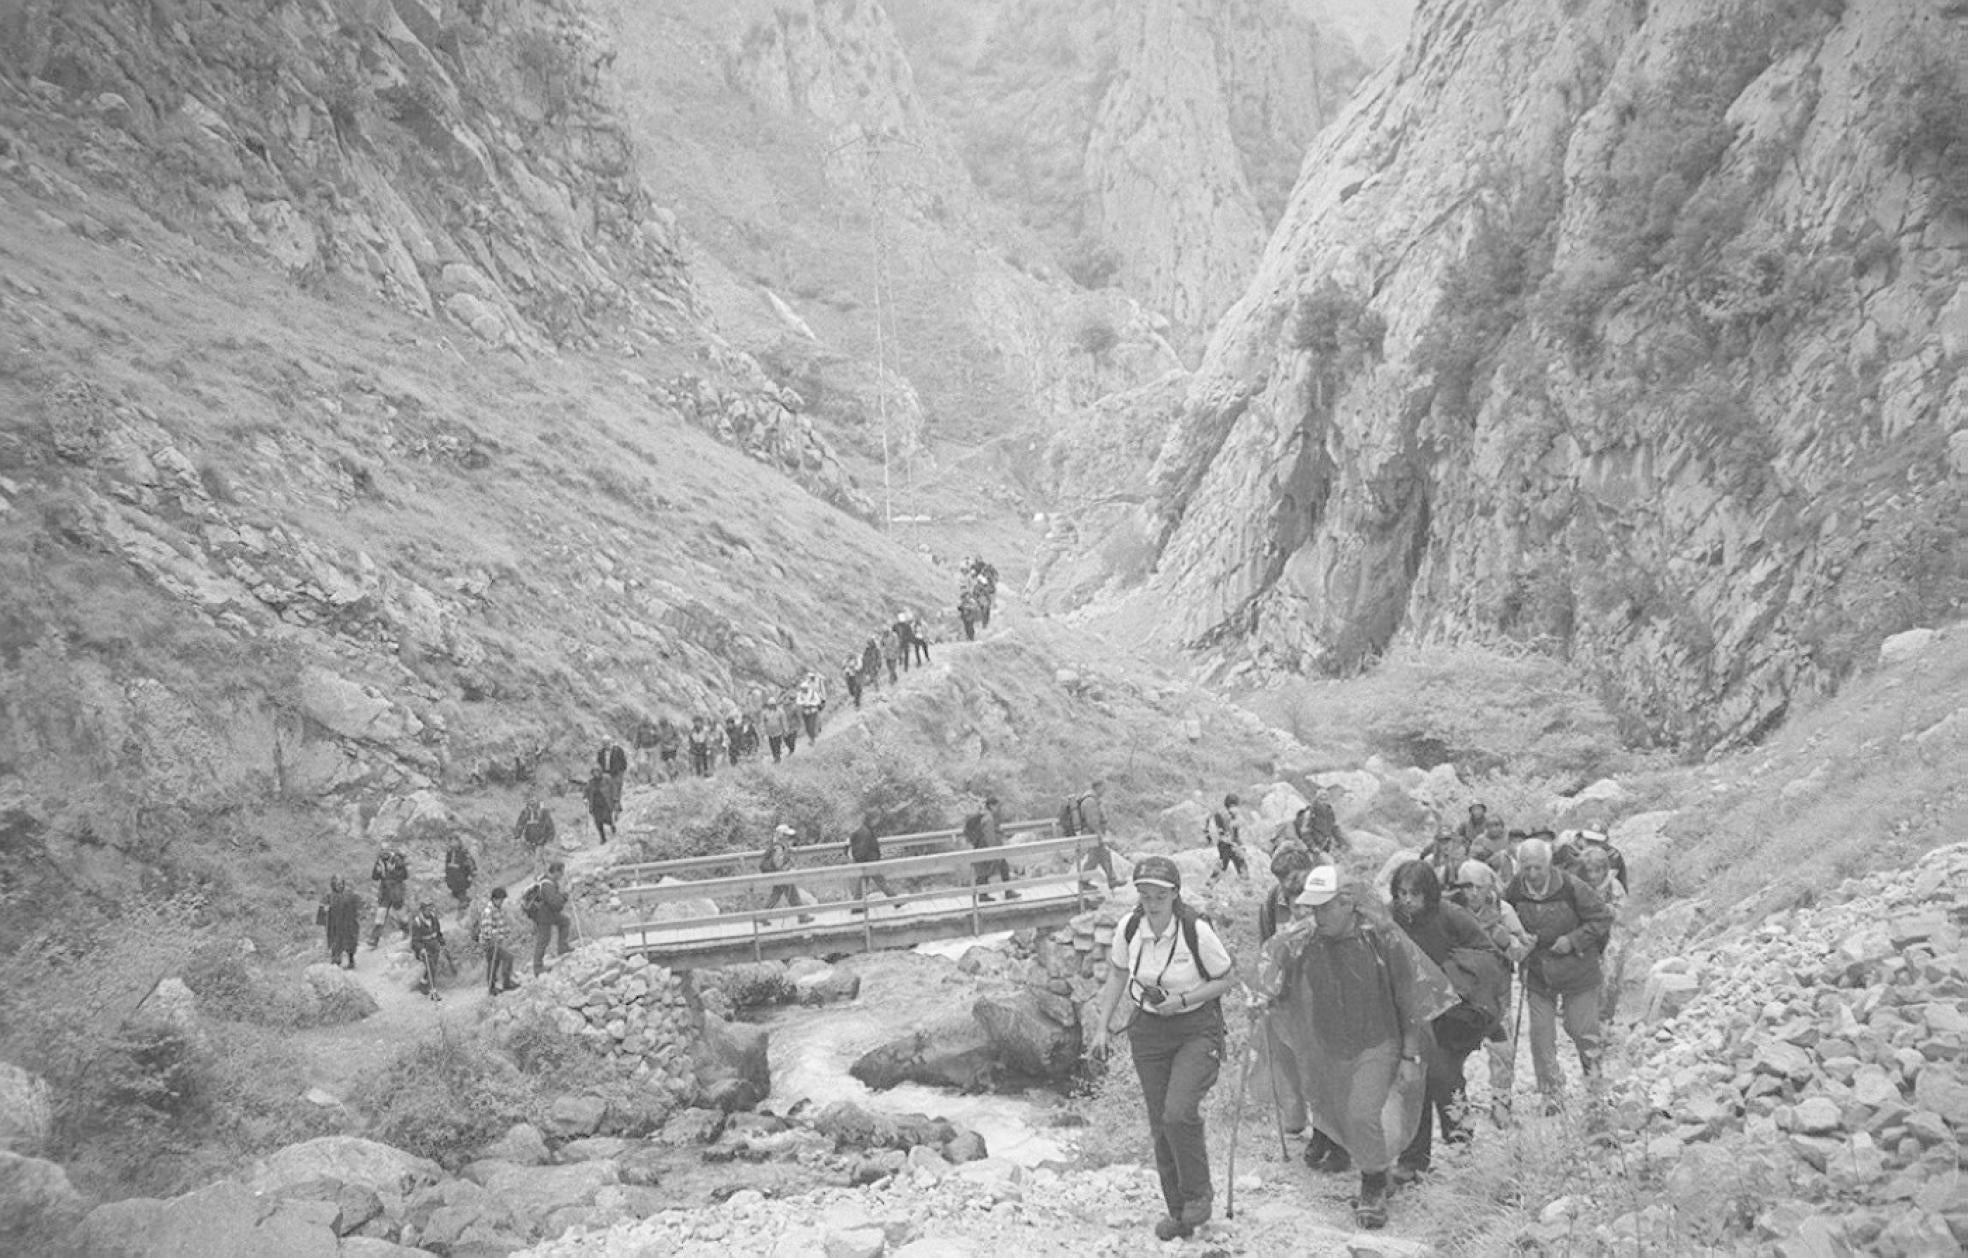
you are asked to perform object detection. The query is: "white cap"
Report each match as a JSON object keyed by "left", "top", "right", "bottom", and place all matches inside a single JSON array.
[{"left": 1294, "top": 865, "right": 1341, "bottom": 907}]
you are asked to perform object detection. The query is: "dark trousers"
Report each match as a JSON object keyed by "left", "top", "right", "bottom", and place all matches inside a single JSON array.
[
  {"left": 531, "top": 915, "right": 571, "bottom": 975},
  {"left": 589, "top": 806, "right": 610, "bottom": 842},
  {"left": 1215, "top": 841, "right": 1247, "bottom": 876},
  {"left": 973, "top": 856, "right": 1012, "bottom": 890},
  {"left": 883, "top": 658, "right": 897, "bottom": 683},
  {"left": 847, "top": 675, "right": 863, "bottom": 708},
  {"left": 768, "top": 733, "right": 785, "bottom": 762},
  {"left": 800, "top": 707, "right": 820, "bottom": 738},
  {"left": 764, "top": 883, "right": 806, "bottom": 910},
  {"left": 912, "top": 639, "right": 929, "bottom": 664},
  {"left": 1401, "top": 1043, "right": 1474, "bottom": 1169},
  {"left": 483, "top": 943, "right": 514, "bottom": 993},
  {"left": 1081, "top": 839, "right": 1119, "bottom": 888},
  {"left": 1129, "top": 1002, "right": 1225, "bottom": 1219},
  {"left": 852, "top": 872, "right": 895, "bottom": 901},
  {"left": 783, "top": 730, "right": 798, "bottom": 756},
  {"left": 960, "top": 611, "right": 976, "bottom": 640},
  {"left": 690, "top": 747, "right": 711, "bottom": 776}
]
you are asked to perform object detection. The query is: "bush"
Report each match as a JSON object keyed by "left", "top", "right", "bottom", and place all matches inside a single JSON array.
[
  {"left": 358, "top": 1032, "right": 533, "bottom": 1165},
  {"left": 1072, "top": 317, "right": 1120, "bottom": 360}
]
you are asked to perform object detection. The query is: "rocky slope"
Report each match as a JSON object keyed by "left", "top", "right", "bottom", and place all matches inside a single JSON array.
[{"left": 1046, "top": 0, "right": 1968, "bottom": 750}]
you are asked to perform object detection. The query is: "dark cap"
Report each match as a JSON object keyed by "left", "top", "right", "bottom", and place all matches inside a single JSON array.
[{"left": 1132, "top": 855, "right": 1181, "bottom": 890}]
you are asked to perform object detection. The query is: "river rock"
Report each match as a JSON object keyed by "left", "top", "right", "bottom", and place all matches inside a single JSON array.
[
  {"left": 972, "top": 990, "right": 1081, "bottom": 1082},
  {"left": 794, "top": 966, "right": 862, "bottom": 1005},
  {"left": 1790, "top": 1097, "right": 1843, "bottom": 1136},
  {"left": 852, "top": 1014, "right": 996, "bottom": 1092},
  {"left": 473, "top": 1161, "right": 619, "bottom": 1240},
  {"left": 655, "top": 1107, "right": 727, "bottom": 1146},
  {"left": 76, "top": 1179, "right": 341, "bottom": 1257},
  {"left": 265, "top": 1177, "right": 385, "bottom": 1236},
  {"left": 1912, "top": 1069, "right": 1968, "bottom": 1127},
  {"left": 546, "top": 1094, "right": 608, "bottom": 1138},
  {"left": 301, "top": 963, "right": 380, "bottom": 1025},
  {"left": 692, "top": 1013, "right": 769, "bottom": 1110}
]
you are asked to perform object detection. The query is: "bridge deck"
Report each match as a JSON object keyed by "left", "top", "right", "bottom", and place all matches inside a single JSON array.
[{"left": 612, "top": 832, "right": 1100, "bottom": 968}]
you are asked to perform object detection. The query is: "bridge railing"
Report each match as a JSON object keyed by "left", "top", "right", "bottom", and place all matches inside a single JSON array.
[
  {"left": 615, "top": 834, "right": 1095, "bottom": 963},
  {"left": 606, "top": 817, "right": 1060, "bottom": 884}
]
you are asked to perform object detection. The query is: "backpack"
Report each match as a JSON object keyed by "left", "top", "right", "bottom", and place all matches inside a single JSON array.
[
  {"left": 760, "top": 837, "right": 791, "bottom": 873},
  {"left": 1057, "top": 796, "right": 1086, "bottom": 837},
  {"left": 1121, "top": 900, "right": 1221, "bottom": 981},
  {"left": 445, "top": 846, "right": 473, "bottom": 877},
  {"left": 1204, "top": 810, "right": 1234, "bottom": 845},
  {"left": 962, "top": 812, "right": 987, "bottom": 848},
  {"left": 519, "top": 881, "right": 545, "bottom": 922},
  {"left": 600, "top": 743, "right": 627, "bottom": 775}
]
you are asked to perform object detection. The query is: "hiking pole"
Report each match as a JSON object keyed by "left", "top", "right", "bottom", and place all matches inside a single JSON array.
[{"left": 1225, "top": 1034, "right": 1258, "bottom": 1220}]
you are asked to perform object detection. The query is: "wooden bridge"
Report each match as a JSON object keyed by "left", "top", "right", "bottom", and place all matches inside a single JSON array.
[{"left": 607, "top": 819, "right": 1105, "bottom": 968}]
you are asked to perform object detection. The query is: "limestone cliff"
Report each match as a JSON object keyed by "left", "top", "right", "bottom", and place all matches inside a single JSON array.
[
  {"left": 889, "top": 0, "right": 1385, "bottom": 347},
  {"left": 1061, "top": 0, "right": 1968, "bottom": 750}
]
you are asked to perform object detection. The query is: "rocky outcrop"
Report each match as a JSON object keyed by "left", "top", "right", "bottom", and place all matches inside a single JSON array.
[
  {"left": 0, "top": 1061, "right": 53, "bottom": 1156},
  {"left": 1568, "top": 843, "right": 1968, "bottom": 1253},
  {"left": 1057, "top": 0, "right": 1968, "bottom": 750},
  {"left": 0, "top": 1151, "right": 86, "bottom": 1255}
]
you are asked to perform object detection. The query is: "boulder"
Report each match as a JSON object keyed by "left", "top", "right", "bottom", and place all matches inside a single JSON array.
[
  {"left": 815, "top": 1102, "right": 903, "bottom": 1152},
  {"left": 851, "top": 1014, "right": 996, "bottom": 1092},
  {"left": 246, "top": 1136, "right": 443, "bottom": 1198},
  {"left": 1167, "top": 847, "right": 1219, "bottom": 890},
  {"left": 1157, "top": 799, "right": 1209, "bottom": 847},
  {"left": 557, "top": 1136, "right": 635, "bottom": 1162},
  {"left": 655, "top": 1106, "right": 727, "bottom": 1146},
  {"left": 1880, "top": 628, "right": 1940, "bottom": 665},
  {"left": 476, "top": 1123, "right": 550, "bottom": 1166},
  {"left": 75, "top": 1179, "right": 340, "bottom": 1258},
  {"left": 943, "top": 1130, "right": 988, "bottom": 1163},
  {"left": 545, "top": 1094, "right": 607, "bottom": 1138},
  {"left": 0, "top": 1151, "right": 85, "bottom": 1253},
  {"left": 1310, "top": 770, "right": 1382, "bottom": 825},
  {"left": 972, "top": 991, "right": 1082, "bottom": 1083},
  {"left": 0, "top": 1060, "right": 53, "bottom": 1155},
  {"left": 263, "top": 1177, "right": 384, "bottom": 1236},
  {"left": 339, "top": 1239, "right": 427, "bottom": 1257},
  {"left": 794, "top": 966, "right": 862, "bottom": 1005},
  {"left": 301, "top": 963, "right": 380, "bottom": 1025},
  {"left": 691, "top": 1013, "right": 770, "bottom": 1109},
  {"left": 474, "top": 1161, "right": 619, "bottom": 1241},
  {"left": 1252, "top": 783, "right": 1309, "bottom": 844},
  {"left": 1913, "top": 1068, "right": 1968, "bottom": 1127}
]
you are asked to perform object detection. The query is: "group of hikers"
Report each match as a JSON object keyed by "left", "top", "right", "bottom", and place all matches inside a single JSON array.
[
  {"left": 314, "top": 835, "right": 575, "bottom": 1001},
  {"left": 1093, "top": 796, "right": 1628, "bottom": 1239},
  {"left": 956, "top": 555, "right": 998, "bottom": 641}
]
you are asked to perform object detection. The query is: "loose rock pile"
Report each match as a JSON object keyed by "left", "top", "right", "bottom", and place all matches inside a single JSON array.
[
  {"left": 484, "top": 940, "right": 701, "bottom": 1098},
  {"left": 1601, "top": 843, "right": 1968, "bottom": 1254}
]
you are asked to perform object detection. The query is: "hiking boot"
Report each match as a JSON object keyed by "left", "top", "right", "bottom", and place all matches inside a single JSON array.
[
  {"left": 1153, "top": 1199, "right": 1211, "bottom": 1240},
  {"left": 1354, "top": 1172, "right": 1389, "bottom": 1229},
  {"left": 1304, "top": 1133, "right": 1350, "bottom": 1173}
]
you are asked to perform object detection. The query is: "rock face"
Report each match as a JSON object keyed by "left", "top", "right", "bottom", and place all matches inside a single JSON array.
[
  {"left": 1054, "top": 0, "right": 1968, "bottom": 750},
  {"left": 0, "top": 1151, "right": 86, "bottom": 1255},
  {"left": 0, "top": 1061, "right": 53, "bottom": 1156},
  {"left": 889, "top": 0, "right": 1384, "bottom": 346}
]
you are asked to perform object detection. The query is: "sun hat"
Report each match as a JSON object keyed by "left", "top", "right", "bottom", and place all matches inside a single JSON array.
[
  {"left": 775, "top": 823, "right": 796, "bottom": 836},
  {"left": 1131, "top": 855, "right": 1181, "bottom": 890},
  {"left": 1294, "top": 864, "right": 1341, "bottom": 907}
]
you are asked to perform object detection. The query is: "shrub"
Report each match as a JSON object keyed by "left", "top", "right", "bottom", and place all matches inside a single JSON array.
[
  {"left": 1073, "top": 316, "right": 1120, "bottom": 360},
  {"left": 1060, "top": 236, "right": 1123, "bottom": 289},
  {"left": 358, "top": 1031, "right": 533, "bottom": 1165}
]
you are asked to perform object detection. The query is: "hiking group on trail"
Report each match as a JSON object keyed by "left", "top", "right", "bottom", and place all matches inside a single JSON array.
[{"left": 1078, "top": 795, "right": 1629, "bottom": 1239}]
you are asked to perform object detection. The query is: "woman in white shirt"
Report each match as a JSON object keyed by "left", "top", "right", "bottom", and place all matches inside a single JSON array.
[{"left": 1088, "top": 855, "right": 1238, "bottom": 1241}]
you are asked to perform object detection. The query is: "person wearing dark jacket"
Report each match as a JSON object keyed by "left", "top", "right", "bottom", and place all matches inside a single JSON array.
[
  {"left": 317, "top": 877, "right": 362, "bottom": 969},
  {"left": 967, "top": 797, "right": 1017, "bottom": 899},
  {"left": 1505, "top": 838, "right": 1614, "bottom": 1104},
  {"left": 1389, "top": 860, "right": 1506, "bottom": 1178},
  {"left": 528, "top": 863, "right": 573, "bottom": 975},
  {"left": 1258, "top": 842, "right": 1315, "bottom": 1150},
  {"left": 369, "top": 848, "right": 409, "bottom": 947},
  {"left": 846, "top": 818, "right": 896, "bottom": 908},
  {"left": 443, "top": 836, "right": 476, "bottom": 909},
  {"left": 409, "top": 902, "right": 447, "bottom": 1001}
]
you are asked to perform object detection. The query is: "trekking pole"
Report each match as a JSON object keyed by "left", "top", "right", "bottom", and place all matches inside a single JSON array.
[{"left": 1225, "top": 1034, "right": 1257, "bottom": 1220}]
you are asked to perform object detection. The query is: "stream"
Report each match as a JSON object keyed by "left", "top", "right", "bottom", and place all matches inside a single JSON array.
[{"left": 755, "top": 935, "right": 1081, "bottom": 1168}]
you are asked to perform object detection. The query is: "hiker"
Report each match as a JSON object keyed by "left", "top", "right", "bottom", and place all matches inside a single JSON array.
[
  {"left": 1473, "top": 819, "right": 1517, "bottom": 886},
  {"left": 472, "top": 886, "right": 519, "bottom": 996},
  {"left": 1573, "top": 829, "right": 1630, "bottom": 890},
  {"left": 860, "top": 636, "right": 883, "bottom": 695},
  {"left": 957, "top": 588, "right": 981, "bottom": 641},
  {"left": 723, "top": 712, "right": 747, "bottom": 766},
  {"left": 1450, "top": 859, "right": 1535, "bottom": 1120},
  {"left": 1087, "top": 856, "right": 1236, "bottom": 1242},
  {"left": 368, "top": 847, "right": 409, "bottom": 947},
  {"left": 796, "top": 671, "right": 828, "bottom": 738},
  {"left": 906, "top": 610, "right": 930, "bottom": 664},
  {"left": 1457, "top": 803, "right": 1491, "bottom": 847},
  {"left": 582, "top": 764, "right": 616, "bottom": 843},
  {"left": 687, "top": 715, "right": 715, "bottom": 778},
  {"left": 761, "top": 695, "right": 792, "bottom": 762},
  {"left": 879, "top": 624, "right": 900, "bottom": 684},
  {"left": 1252, "top": 865, "right": 1456, "bottom": 1231},
  {"left": 655, "top": 716, "right": 682, "bottom": 781},
  {"left": 317, "top": 876, "right": 361, "bottom": 969},
  {"left": 1257, "top": 843, "right": 1315, "bottom": 1143},
  {"left": 1293, "top": 787, "right": 1345, "bottom": 859},
  {"left": 1505, "top": 838, "right": 1614, "bottom": 1105},
  {"left": 760, "top": 824, "right": 814, "bottom": 923},
  {"left": 842, "top": 654, "right": 865, "bottom": 709},
  {"left": 736, "top": 711, "right": 761, "bottom": 760},
  {"left": 846, "top": 817, "right": 896, "bottom": 910},
  {"left": 631, "top": 715, "right": 661, "bottom": 783},
  {"left": 1388, "top": 861, "right": 1509, "bottom": 1183},
  {"left": 443, "top": 835, "right": 476, "bottom": 909},
  {"left": 894, "top": 611, "right": 918, "bottom": 671},
  {"left": 1205, "top": 793, "right": 1248, "bottom": 879},
  {"left": 409, "top": 901, "right": 447, "bottom": 1000},
  {"left": 778, "top": 692, "right": 802, "bottom": 756},
  {"left": 1065, "top": 779, "right": 1120, "bottom": 890},
  {"left": 513, "top": 795, "right": 555, "bottom": 853},
  {"left": 598, "top": 737, "right": 628, "bottom": 809},
  {"left": 1420, "top": 828, "right": 1468, "bottom": 891},
  {"left": 965, "top": 796, "right": 1017, "bottom": 899},
  {"left": 1577, "top": 845, "right": 1629, "bottom": 1026},
  {"left": 525, "top": 862, "right": 573, "bottom": 975}
]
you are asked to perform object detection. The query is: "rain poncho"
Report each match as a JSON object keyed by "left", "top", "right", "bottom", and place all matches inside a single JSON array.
[{"left": 1255, "top": 894, "right": 1458, "bottom": 1170}]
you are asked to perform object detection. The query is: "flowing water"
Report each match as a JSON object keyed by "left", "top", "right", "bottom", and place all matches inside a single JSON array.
[{"left": 757, "top": 935, "right": 1081, "bottom": 1168}]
